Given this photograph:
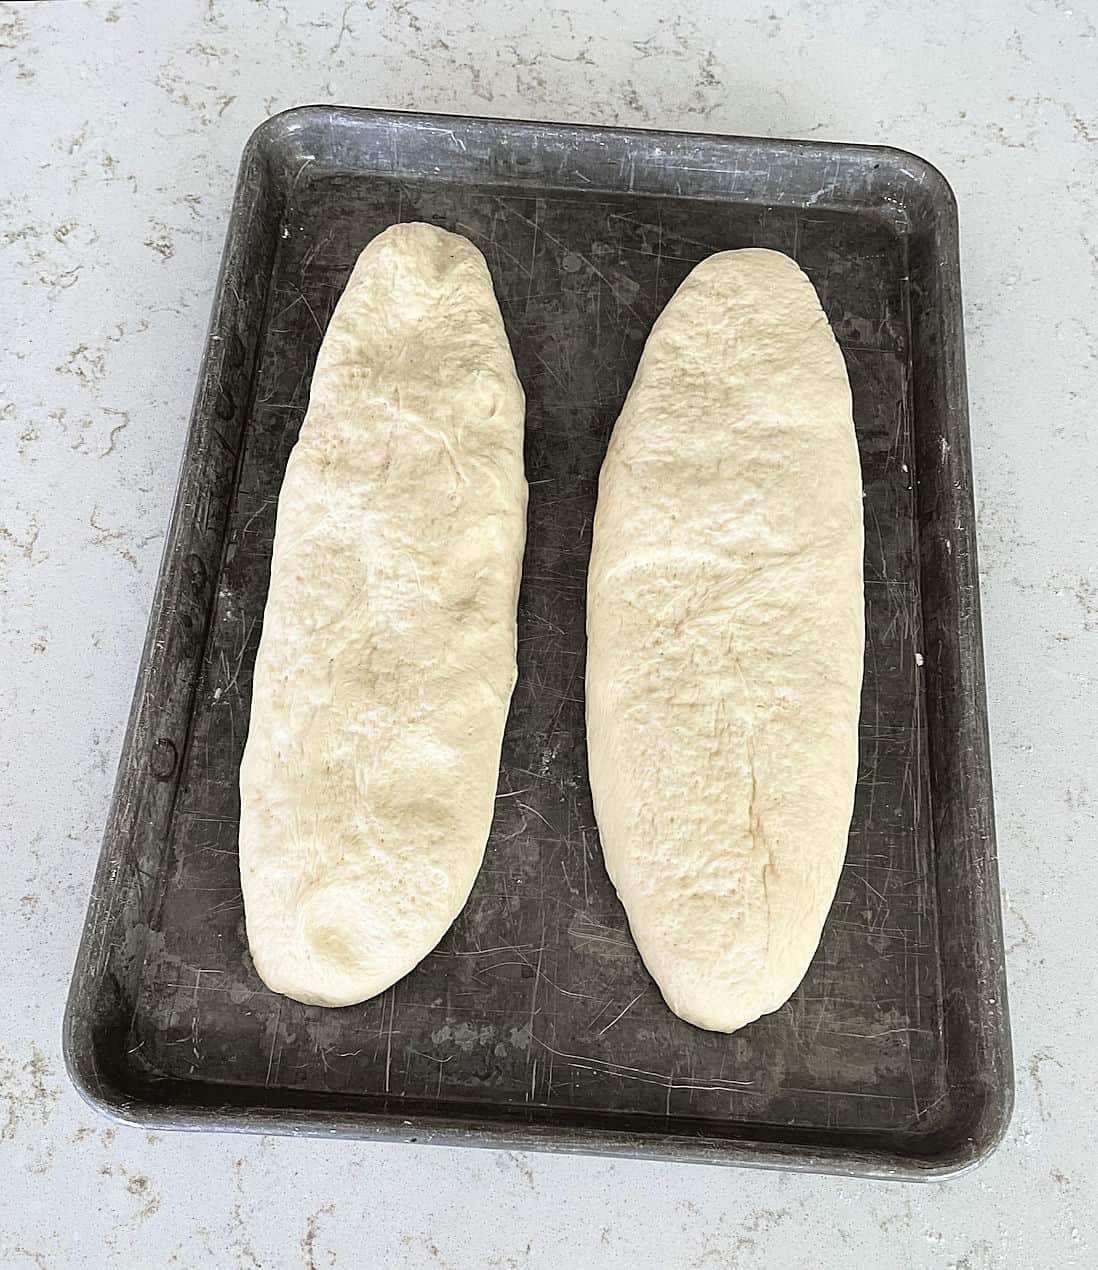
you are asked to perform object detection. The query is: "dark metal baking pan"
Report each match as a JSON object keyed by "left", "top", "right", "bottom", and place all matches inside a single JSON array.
[{"left": 64, "top": 106, "right": 1011, "bottom": 1178}]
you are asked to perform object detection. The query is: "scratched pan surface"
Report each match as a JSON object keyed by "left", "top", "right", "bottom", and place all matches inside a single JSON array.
[{"left": 64, "top": 108, "right": 1011, "bottom": 1177}]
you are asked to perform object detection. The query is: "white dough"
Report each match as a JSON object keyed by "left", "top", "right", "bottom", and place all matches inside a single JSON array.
[
  {"left": 586, "top": 248, "right": 863, "bottom": 1034},
  {"left": 239, "top": 223, "right": 527, "bottom": 1007}
]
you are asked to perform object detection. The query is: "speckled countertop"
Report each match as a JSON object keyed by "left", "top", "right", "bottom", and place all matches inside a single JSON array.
[{"left": 2, "top": 1, "right": 1095, "bottom": 1266}]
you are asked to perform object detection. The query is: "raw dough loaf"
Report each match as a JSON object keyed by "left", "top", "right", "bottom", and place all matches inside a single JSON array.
[
  {"left": 586, "top": 248, "right": 863, "bottom": 1033},
  {"left": 239, "top": 223, "right": 527, "bottom": 1007}
]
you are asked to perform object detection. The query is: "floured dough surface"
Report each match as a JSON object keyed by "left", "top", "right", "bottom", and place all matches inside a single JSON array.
[
  {"left": 586, "top": 248, "right": 863, "bottom": 1034},
  {"left": 239, "top": 223, "right": 527, "bottom": 1007}
]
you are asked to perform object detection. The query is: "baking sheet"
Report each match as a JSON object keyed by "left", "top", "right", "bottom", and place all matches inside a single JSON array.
[{"left": 64, "top": 107, "right": 1011, "bottom": 1177}]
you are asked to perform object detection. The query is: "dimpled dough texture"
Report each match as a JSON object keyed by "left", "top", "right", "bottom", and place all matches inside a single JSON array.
[
  {"left": 586, "top": 248, "right": 864, "bottom": 1034},
  {"left": 239, "top": 223, "right": 527, "bottom": 1008}
]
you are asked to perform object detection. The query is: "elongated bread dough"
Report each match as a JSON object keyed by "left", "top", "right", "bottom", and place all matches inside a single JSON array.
[
  {"left": 586, "top": 248, "right": 863, "bottom": 1034},
  {"left": 239, "top": 223, "right": 527, "bottom": 1007}
]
